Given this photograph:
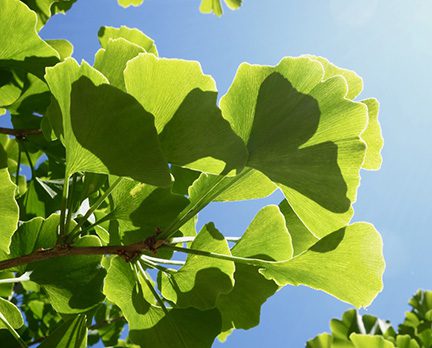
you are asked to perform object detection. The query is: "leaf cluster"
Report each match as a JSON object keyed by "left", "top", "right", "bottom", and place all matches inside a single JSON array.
[
  {"left": 308, "top": 290, "right": 432, "bottom": 348},
  {"left": 0, "top": 0, "right": 384, "bottom": 346}
]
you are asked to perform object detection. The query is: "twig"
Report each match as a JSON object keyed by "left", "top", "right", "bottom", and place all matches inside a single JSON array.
[
  {"left": 0, "top": 236, "right": 165, "bottom": 272},
  {"left": 0, "top": 128, "right": 42, "bottom": 137}
]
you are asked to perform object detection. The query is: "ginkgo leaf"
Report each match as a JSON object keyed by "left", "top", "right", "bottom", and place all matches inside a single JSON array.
[
  {"left": 30, "top": 236, "right": 106, "bottom": 314},
  {"left": 306, "top": 55, "right": 383, "bottom": 171},
  {"left": 109, "top": 177, "right": 189, "bottom": 240},
  {"left": 0, "top": 0, "right": 59, "bottom": 77},
  {"left": 306, "top": 55, "right": 363, "bottom": 100},
  {"left": 125, "top": 54, "right": 248, "bottom": 175},
  {"left": 98, "top": 26, "right": 158, "bottom": 55},
  {"left": 279, "top": 200, "right": 318, "bottom": 256},
  {"left": 104, "top": 257, "right": 222, "bottom": 348},
  {"left": 45, "top": 58, "right": 170, "bottom": 186},
  {"left": 0, "top": 215, "right": 59, "bottom": 273},
  {"left": 184, "top": 170, "right": 277, "bottom": 202},
  {"left": 221, "top": 57, "right": 368, "bottom": 237},
  {"left": 361, "top": 98, "right": 383, "bottom": 170},
  {"left": 160, "top": 223, "right": 235, "bottom": 309},
  {"left": 39, "top": 315, "right": 87, "bottom": 348},
  {"left": 117, "top": 0, "right": 144, "bottom": 8},
  {"left": 125, "top": 54, "right": 216, "bottom": 133},
  {"left": 350, "top": 334, "right": 395, "bottom": 348},
  {"left": 216, "top": 205, "right": 292, "bottom": 333},
  {"left": 46, "top": 39, "right": 74, "bottom": 60},
  {"left": 0, "top": 297, "right": 24, "bottom": 329},
  {"left": 0, "top": 145, "right": 19, "bottom": 254},
  {"left": 259, "top": 223, "right": 385, "bottom": 308},
  {"left": 200, "top": 0, "right": 242, "bottom": 16},
  {"left": 94, "top": 38, "right": 144, "bottom": 90}
]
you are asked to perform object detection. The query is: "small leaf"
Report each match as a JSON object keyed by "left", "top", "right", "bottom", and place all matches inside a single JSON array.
[
  {"left": 117, "top": 0, "right": 144, "bottom": 8},
  {"left": 160, "top": 223, "right": 235, "bottom": 309},
  {"left": 46, "top": 39, "right": 74, "bottom": 60},
  {"left": 0, "top": 297, "right": 23, "bottom": 330},
  {"left": 98, "top": 26, "right": 158, "bottom": 55}
]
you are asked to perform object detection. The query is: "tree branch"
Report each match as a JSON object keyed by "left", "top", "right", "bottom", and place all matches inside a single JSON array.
[
  {"left": 0, "top": 127, "right": 42, "bottom": 137},
  {"left": 0, "top": 237, "right": 166, "bottom": 272}
]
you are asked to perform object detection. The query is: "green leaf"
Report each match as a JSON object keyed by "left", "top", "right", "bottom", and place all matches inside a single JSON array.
[
  {"left": 396, "top": 335, "right": 420, "bottom": 348},
  {"left": 200, "top": 0, "right": 241, "bottom": 16},
  {"left": 46, "top": 39, "right": 74, "bottom": 60},
  {"left": 104, "top": 257, "right": 222, "bottom": 348},
  {"left": 125, "top": 54, "right": 215, "bottom": 133},
  {"left": 305, "top": 56, "right": 383, "bottom": 171},
  {"left": 210, "top": 170, "right": 277, "bottom": 202},
  {"left": 350, "top": 334, "right": 395, "bottom": 348},
  {"left": 0, "top": 162, "right": 19, "bottom": 254},
  {"left": 22, "top": 0, "right": 78, "bottom": 30},
  {"left": 361, "top": 98, "right": 383, "bottom": 170},
  {"left": 221, "top": 57, "right": 368, "bottom": 237},
  {"left": 117, "top": 0, "right": 144, "bottom": 8},
  {"left": 45, "top": 59, "right": 170, "bottom": 185},
  {"left": 94, "top": 38, "right": 144, "bottom": 90},
  {"left": 216, "top": 205, "right": 291, "bottom": 334},
  {"left": 0, "top": 297, "right": 23, "bottom": 329},
  {"left": 125, "top": 54, "right": 247, "bottom": 175},
  {"left": 306, "top": 333, "right": 333, "bottom": 348},
  {"left": 161, "top": 223, "right": 235, "bottom": 309},
  {"left": 306, "top": 55, "right": 363, "bottom": 100},
  {"left": 98, "top": 26, "right": 158, "bottom": 55},
  {"left": 0, "top": 0, "right": 59, "bottom": 77},
  {"left": 279, "top": 200, "right": 318, "bottom": 256},
  {"left": 110, "top": 178, "right": 189, "bottom": 239},
  {"left": 0, "top": 215, "right": 59, "bottom": 273},
  {"left": 39, "top": 315, "right": 87, "bottom": 348},
  {"left": 259, "top": 223, "right": 385, "bottom": 308},
  {"left": 30, "top": 236, "right": 106, "bottom": 314}
]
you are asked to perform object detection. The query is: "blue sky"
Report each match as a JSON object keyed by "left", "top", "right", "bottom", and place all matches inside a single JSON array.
[{"left": 5, "top": 0, "right": 432, "bottom": 346}]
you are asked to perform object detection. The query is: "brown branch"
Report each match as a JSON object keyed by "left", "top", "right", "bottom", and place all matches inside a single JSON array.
[
  {"left": 0, "top": 238, "right": 166, "bottom": 272},
  {"left": 0, "top": 127, "right": 42, "bottom": 138}
]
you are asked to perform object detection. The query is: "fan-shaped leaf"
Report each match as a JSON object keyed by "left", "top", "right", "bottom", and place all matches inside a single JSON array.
[
  {"left": 161, "top": 223, "right": 235, "bottom": 309},
  {"left": 259, "top": 223, "right": 384, "bottom": 308}
]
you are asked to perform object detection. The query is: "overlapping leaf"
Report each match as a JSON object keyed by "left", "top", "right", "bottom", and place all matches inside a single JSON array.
[
  {"left": 45, "top": 58, "right": 170, "bottom": 186},
  {"left": 125, "top": 53, "right": 248, "bottom": 175},
  {"left": 220, "top": 57, "right": 368, "bottom": 237},
  {"left": 104, "top": 257, "right": 222, "bottom": 347},
  {"left": 200, "top": 0, "right": 242, "bottom": 16},
  {"left": 161, "top": 223, "right": 235, "bottom": 309},
  {"left": 98, "top": 26, "right": 158, "bottom": 55},
  {"left": 216, "top": 205, "right": 291, "bottom": 336},
  {"left": 109, "top": 177, "right": 189, "bottom": 241}
]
